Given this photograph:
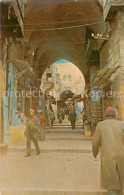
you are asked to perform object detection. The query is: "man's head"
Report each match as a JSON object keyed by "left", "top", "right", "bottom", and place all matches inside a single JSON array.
[
  {"left": 40, "top": 111, "right": 43, "bottom": 115},
  {"left": 29, "top": 109, "right": 35, "bottom": 117},
  {"left": 105, "top": 107, "right": 115, "bottom": 117}
]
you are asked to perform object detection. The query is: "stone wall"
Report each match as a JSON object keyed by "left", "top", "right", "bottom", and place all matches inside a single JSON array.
[
  {"left": 100, "top": 27, "right": 120, "bottom": 69},
  {"left": 1, "top": 39, "right": 30, "bottom": 144},
  {"left": 100, "top": 11, "right": 124, "bottom": 120},
  {"left": 117, "top": 12, "right": 124, "bottom": 120},
  {"left": 0, "top": 61, "right": 5, "bottom": 142}
]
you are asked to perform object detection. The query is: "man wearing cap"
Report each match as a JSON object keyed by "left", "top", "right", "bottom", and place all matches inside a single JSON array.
[
  {"left": 24, "top": 109, "right": 40, "bottom": 157},
  {"left": 92, "top": 107, "right": 124, "bottom": 195}
]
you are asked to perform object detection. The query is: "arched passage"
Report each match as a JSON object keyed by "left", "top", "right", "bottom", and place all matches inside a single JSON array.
[
  {"left": 40, "top": 59, "right": 85, "bottom": 120},
  {"left": 23, "top": 0, "right": 106, "bottom": 125},
  {"left": 41, "top": 59, "right": 85, "bottom": 97}
]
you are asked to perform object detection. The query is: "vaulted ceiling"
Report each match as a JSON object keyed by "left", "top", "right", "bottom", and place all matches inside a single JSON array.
[{"left": 24, "top": 0, "right": 106, "bottom": 80}]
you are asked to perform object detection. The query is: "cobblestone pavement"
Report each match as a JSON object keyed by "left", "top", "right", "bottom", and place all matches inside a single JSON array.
[{"left": 8, "top": 140, "right": 92, "bottom": 152}]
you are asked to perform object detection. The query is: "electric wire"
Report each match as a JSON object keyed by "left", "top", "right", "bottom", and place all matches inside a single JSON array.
[{"left": 24, "top": 21, "right": 101, "bottom": 31}]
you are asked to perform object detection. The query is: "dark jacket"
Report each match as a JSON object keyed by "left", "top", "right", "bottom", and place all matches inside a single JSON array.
[{"left": 69, "top": 109, "right": 76, "bottom": 122}]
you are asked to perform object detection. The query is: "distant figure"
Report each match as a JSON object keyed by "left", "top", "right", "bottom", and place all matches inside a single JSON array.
[
  {"left": 58, "top": 108, "right": 62, "bottom": 124},
  {"left": 50, "top": 109, "right": 55, "bottom": 127},
  {"left": 39, "top": 112, "right": 45, "bottom": 141},
  {"left": 24, "top": 109, "right": 40, "bottom": 157},
  {"left": 92, "top": 107, "right": 124, "bottom": 195},
  {"left": 62, "top": 108, "right": 65, "bottom": 120},
  {"left": 69, "top": 106, "right": 76, "bottom": 129},
  {"left": 66, "top": 105, "right": 70, "bottom": 117},
  {"left": 35, "top": 105, "right": 39, "bottom": 117},
  {"left": 83, "top": 109, "right": 87, "bottom": 124}
]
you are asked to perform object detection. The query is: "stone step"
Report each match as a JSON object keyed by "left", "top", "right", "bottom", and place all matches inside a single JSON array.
[
  {"left": 53, "top": 124, "right": 82, "bottom": 127},
  {"left": 45, "top": 133, "right": 91, "bottom": 140},
  {"left": 8, "top": 140, "right": 92, "bottom": 153},
  {"left": 45, "top": 129, "right": 84, "bottom": 133},
  {"left": 8, "top": 147, "right": 92, "bottom": 153},
  {"left": 52, "top": 126, "right": 83, "bottom": 130},
  {"left": 45, "top": 137, "right": 91, "bottom": 140},
  {"left": 1, "top": 190, "right": 123, "bottom": 195}
]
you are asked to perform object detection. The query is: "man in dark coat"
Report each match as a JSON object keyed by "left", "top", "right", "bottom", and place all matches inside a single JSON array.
[
  {"left": 24, "top": 109, "right": 40, "bottom": 157},
  {"left": 92, "top": 107, "right": 124, "bottom": 195},
  {"left": 69, "top": 106, "right": 76, "bottom": 130}
]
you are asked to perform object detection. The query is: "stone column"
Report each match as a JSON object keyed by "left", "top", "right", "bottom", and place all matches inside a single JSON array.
[
  {"left": 118, "top": 12, "right": 124, "bottom": 121},
  {"left": 119, "top": 40, "right": 124, "bottom": 120},
  {"left": 0, "top": 62, "right": 5, "bottom": 143},
  {"left": 3, "top": 37, "right": 12, "bottom": 144}
]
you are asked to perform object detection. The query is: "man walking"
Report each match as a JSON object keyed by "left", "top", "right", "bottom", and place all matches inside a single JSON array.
[
  {"left": 39, "top": 111, "right": 45, "bottom": 141},
  {"left": 69, "top": 105, "right": 76, "bottom": 130},
  {"left": 58, "top": 108, "right": 62, "bottom": 124},
  {"left": 92, "top": 107, "right": 124, "bottom": 195},
  {"left": 24, "top": 109, "right": 40, "bottom": 157},
  {"left": 49, "top": 108, "right": 55, "bottom": 127}
]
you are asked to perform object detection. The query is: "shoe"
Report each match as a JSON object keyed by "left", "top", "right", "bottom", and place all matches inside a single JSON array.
[
  {"left": 24, "top": 154, "right": 30, "bottom": 157},
  {"left": 36, "top": 151, "right": 40, "bottom": 155}
]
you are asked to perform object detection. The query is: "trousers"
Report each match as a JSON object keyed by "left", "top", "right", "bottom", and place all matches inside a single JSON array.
[
  {"left": 26, "top": 132, "right": 40, "bottom": 154},
  {"left": 108, "top": 190, "right": 123, "bottom": 195},
  {"left": 40, "top": 127, "right": 45, "bottom": 141}
]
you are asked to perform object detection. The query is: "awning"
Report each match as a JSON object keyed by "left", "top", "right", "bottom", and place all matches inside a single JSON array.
[
  {"left": 64, "top": 94, "right": 82, "bottom": 105},
  {"left": 91, "top": 66, "right": 119, "bottom": 87},
  {"left": 72, "top": 94, "right": 81, "bottom": 100},
  {"left": 11, "top": 59, "right": 34, "bottom": 88},
  {"left": 65, "top": 98, "right": 72, "bottom": 104},
  {"left": 11, "top": 59, "right": 33, "bottom": 79},
  {"left": 76, "top": 97, "right": 85, "bottom": 102}
]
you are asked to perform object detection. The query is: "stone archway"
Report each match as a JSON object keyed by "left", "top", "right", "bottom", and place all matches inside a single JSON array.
[{"left": 24, "top": 0, "right": 106, "bottom": 86}]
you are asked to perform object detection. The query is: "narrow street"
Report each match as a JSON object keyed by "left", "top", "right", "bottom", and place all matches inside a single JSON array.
[
  {"left": 1, "top": 119, "right": 124, "bottom": 195},
  {"left": 0, "top": 120, "right": 102, "bottom": 195},
  {"left": 1, "top": 0, "right": 124, "bottom": 194}
]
